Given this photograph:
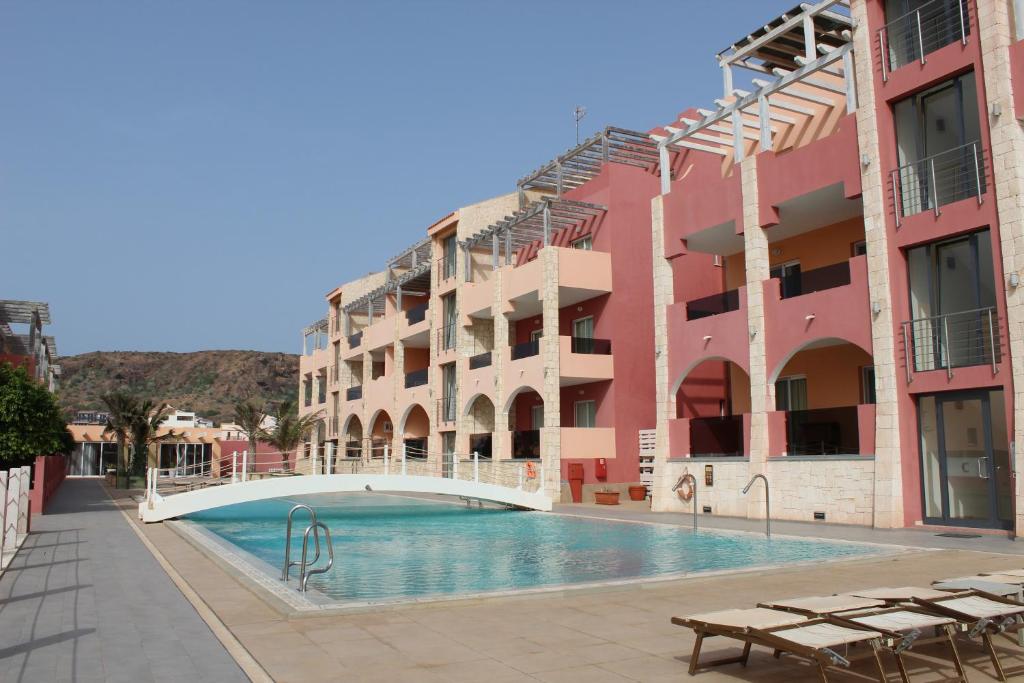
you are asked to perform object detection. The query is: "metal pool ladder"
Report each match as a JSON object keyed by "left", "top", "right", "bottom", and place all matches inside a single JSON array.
[{"left": 282, "top": 504, "right": 335, "bottom": 592}]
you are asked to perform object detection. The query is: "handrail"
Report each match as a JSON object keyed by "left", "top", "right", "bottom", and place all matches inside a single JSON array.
[
  {"left": 901, "top": 305, "right": 999, "bottom": 381},
  {"left": 742, "top": 474, "right": 770, "bottom": 538},
  {"left": 878, "top": 0, "right": 968, "bottom": 79},
  {"left": 282, "top": 504, "right": 318, "bottom": 582},
  {"left": 892, "top": 141, "right": 985, "bottom": 223},
  {"left": 299, "top": 521, "right": 334, "bottom": 592},
  {"left": 672, "top": 473, "right": 698, "bottom": 531}
]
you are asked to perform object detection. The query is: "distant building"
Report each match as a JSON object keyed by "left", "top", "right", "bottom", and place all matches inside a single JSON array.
[{"left": 0, "top": 300, "right": 59, "bottom": 391}]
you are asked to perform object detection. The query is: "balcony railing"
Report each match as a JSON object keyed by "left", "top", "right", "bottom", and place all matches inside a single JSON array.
[
  {"left": 892, "top": 142, "right": 986, "bottom": 224},
  {"left": 469, "top": 351, "right": 492, "bottom": 369},
  {"left": 686, "top": 289, "right": 740, "bottom": 320},
  {"left": 317, "top": 384, "right": 327, "bottom": 404},
  {"left": 690, "top": 415, "right": 744, "bottom": 457},
  {"left": 436, "top": 396, "right": 457, "bottom": 423},
  {"left": 344, "top": 441, "right": 362, "bottom": 459},
  {"left": 405, "top": 302, "right": 428, "bottom": 325},
  {"left": 436, "top": 255, "right": 457, "bottom": 284},
  {"left": 346, "top": 385, "right": 363, "bottom": 401},
  {"left": 785, "top": 406, "right": 860, "bottom": 456},
  {"left": 570, "top": 337, "right": 611, "bottom": 355},
  {"left": 512, "top": 430, "right": 540, "bottom": 459},
  {"left": 405, "top": 367, "right": 429, "bottom": 388},
  {"left": 469, "top": 433, "right": 493, "bottom": 459},
  {"left": 328, "top": 416, "right": 338, "bottom": 436},
  {"left": 879, "top": 0, "right": 969, "bottom": 79},
  {"left": 780, "top": 261, "right": 851, "bottom": 300},
  {"left": 348, "top": 330, "right": 363, "bottom": 349},
  {"left": 901, "top": 306, "right": 1000, "bottom": 381},
  {"left": 511, "top": 339, "right": 540, "bottom": 360},
  {"left": 330, "top": 365, "right": 339, "bottom": 383},
  {"left": 436, "top": 323, "right": 457, "bottom": 352}
]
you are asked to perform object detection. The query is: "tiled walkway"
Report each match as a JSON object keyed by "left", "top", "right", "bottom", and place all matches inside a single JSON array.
[{"left": 0, "top": 479, "right": 246, "bottom": 683}]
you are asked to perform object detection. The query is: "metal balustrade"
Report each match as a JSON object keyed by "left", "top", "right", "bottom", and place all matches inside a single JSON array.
[
  {"left": 436, "top": 323, "right": 457, "bottom": 352},
  {"left": 785, "top": 406, "right": 861, "bottom": 456},
  {"left": 436, "top": 396, "right": 457, "bottom": 423},
  {"left": 512, "top": 430, "right": 541, "bottom": 459},
  {"left": 405, "top": 302, "right": 428, "bottom": 325},
  {"left": 892, "top": 142, "right": 986, "bottom": 224},
  {"left": 780, "top": 261, "right": 852, "bottom": 300},
  {"left": 345, "top": 385, "right": 363, "bottom": 401},
  {"left": 570, "top": 337, "right": 611, "bottom": 354},
  {"left": 689, "top": 415, "right": 744, "bottom": 457},
  {"left": 510, "top": 339, "right": 540, "bottom": 360},
  {"left": 879, "top": 0, "right": 969, "bottom": 79},
  {"left": 436, "top": 255, "right": 457, "bottom": 284},
  {"left": 902, "top": 306, "right": 1000, "bottom": 381},
  {"left": 468, "top": 351, "right": 492, "bottom": 369},
  {"left": 686, "top": 289, "right": 740, "bottom": 320},
  {"left": 404, "top": 367, "right": 429, "bottom": 388},
  {"left": 348, "top": 330, "right": 363, "bottom": 349}
]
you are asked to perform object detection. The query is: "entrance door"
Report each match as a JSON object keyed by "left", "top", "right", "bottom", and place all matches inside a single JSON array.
[{"left": 919, "top": 389, "right": 1012, "bottom": 529}]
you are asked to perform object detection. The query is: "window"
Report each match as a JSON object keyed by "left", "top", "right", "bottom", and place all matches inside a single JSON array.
[
  {"left": 861, "top": 366, "right": 877, "bottom": 404},
  {"left": 531, "top": 404, "right": 545, "bottom": 430},
  {"left": 574, "top": 400, "right": 596, "bottom": 428},
  {"left": 770, "top": 261, "right": 802, "bottom": 298},
  {"left": 572, "top": 235, "right": 592, "bottom": 251},
  {"left": 853, "top": 240, "right": 867, "bottom": 257},
  {"left": 442, "top": 293, "right": 457, "bottom": 350},
  {"left": 530, "top": 329, "right": 543, "bottom": 343},
  {"left": 441, "top": 363, "right": 456, "bottom": 421},
  {"left": 775, "top": 376, "right": 808, "bottom": 411},
  {"left": 572, "top": 316, "right": 594, "bottom": 339},
  {"left": 442, "top": 234, "right": 457, "bottom": 280}
]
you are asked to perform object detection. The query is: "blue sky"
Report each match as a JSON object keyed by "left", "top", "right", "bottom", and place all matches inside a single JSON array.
[{"left": 0, "top": 0, "right": 790, "bottom": 356}]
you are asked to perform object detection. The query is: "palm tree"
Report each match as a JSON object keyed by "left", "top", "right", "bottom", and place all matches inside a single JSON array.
[
  {"left": 100, "top": 391, "right": 138, "bottom": 482},
  {"left": 128, "top": 400, "right": 173, "bottom": 476},
  {"left": 263, "top": 400, "right": 321, "bottom": 472},
  {"left": 233, "top": 399, "right": 268, "bottom": 471}
]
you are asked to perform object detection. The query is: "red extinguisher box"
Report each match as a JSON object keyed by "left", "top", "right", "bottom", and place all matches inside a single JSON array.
[{"left": 595, "top": 458, "right": 607, "bottom": 480}]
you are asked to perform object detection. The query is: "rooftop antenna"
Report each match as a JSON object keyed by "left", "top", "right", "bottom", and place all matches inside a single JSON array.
[{"left": 573, "top": 105, "right": 587, "bottom": 144}]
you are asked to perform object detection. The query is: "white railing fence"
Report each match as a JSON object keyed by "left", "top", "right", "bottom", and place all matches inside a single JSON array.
[{"left": 0, "top": 465, "right": 32, "bottom": 568}]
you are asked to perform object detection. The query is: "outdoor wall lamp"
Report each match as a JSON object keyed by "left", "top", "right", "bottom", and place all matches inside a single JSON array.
[
  {"left": 703, "top": 335, "right": 712, "bottom": 342},
  {"left": 749, "top": 327, "right": 757, "bottom": 339},
  {"left": 991, "top": 101, "right": 1003, "bottom": 117},
  {"left": 1010, "top": 272, "right": 1020, "bottom": 288},
  {"left": 805, "top": 314, "right": 815, "bottom": 321},
  {"left": 861, "top": 154, "right": 871, "bottom": 168},
  {"left": 872, "top": 301, "right": 882, "bottom": 315}
]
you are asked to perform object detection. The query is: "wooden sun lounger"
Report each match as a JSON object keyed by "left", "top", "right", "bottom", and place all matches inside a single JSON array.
[{"left": 672, "top": 607, "right": 904, "bottom": 682}]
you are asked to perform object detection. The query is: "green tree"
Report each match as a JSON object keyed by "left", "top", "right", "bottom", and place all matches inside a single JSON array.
[
  {"left": 263, "top": 400, "right": 321, "bottom": 472},
  {"left": 128, "top": 399, "right": 173, "bottom": 476},
  {"left": 100, "top": 390, "right": 137, "bottom": 478},
  {"left": 0, "top": 363, "right": 73, "bottom": 466},
  {"left": 233, "top": 399, "right": 268, "bottom": 469}
]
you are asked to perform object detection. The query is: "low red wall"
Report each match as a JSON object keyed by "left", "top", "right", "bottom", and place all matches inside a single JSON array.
[
  {"left": 29, "top": 454, "right": 67, "bottom": 515},
  {"left": 217, "top": 440, "right": 295, "bottom": 475}
]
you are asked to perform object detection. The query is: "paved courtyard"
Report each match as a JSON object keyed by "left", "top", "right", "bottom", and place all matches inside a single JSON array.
[{"left": 0, "top": 479, "right": 245, "bottom": 683}]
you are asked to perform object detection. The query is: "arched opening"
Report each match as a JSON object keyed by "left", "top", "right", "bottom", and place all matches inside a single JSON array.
[
  {"left": 771, "top": 339, "right": 874, "bottom": 456},
  {"left": 672, "top": 358, "right": 749, "bottom": 458},
  {"left": 464, "top": 394, "right": 495, "bottom": 459},
  {"left": 342, "top": 414, "right": 363, "bottom": 459},
  {"left": 506, "top": 386, "right": 544, "bottom": 459},
  {"left": 368, "top": 409, "right": 394, "bottom": 459},
  {"left": 400, "top": 404, "right": 430, "bottom": 460}
]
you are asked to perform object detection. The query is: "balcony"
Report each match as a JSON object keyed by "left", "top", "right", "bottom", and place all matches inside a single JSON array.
[
  {"left": 893, "top": 143, "right": 986, "bottom": 225},
  {"left": 504, "top": 248, "right": 612, "bottom": 310},
  {"left": 511, "top": 429, "right": 540, "bottom": 459},
  {"left": 878, "top": 0, "right": 970, "bottom": 80},
  {"left": 669, "top": 415, "right": 750, "bottom": 458},
  {"left": 902, "top": 306, "right": 1002, "bottom": 383},
  {"left": 764, "top": 256, "right": 872, "bottom": 377},
  {"left": 560, "top": 336, "right": 614, "bottom": 385},
  {"left": 510, "top": 339, "right": 540, "bottom": 361},
  {"left": 345, "top": 385, "right": 362, "bottom": 401},
  {"left": 469, "top": 433, "right": 492, "bottom": 459},
  {"left": 686, "top": 289, "right": 740, "bottom": 320},
  {"left": 436, "top": 323, "right": 457, "bottom": 355},
  {"left": 436, "top": 255, "right": 457, "bottom": 287},
  {"left": 782, "top": 405, "right": 875, "bottom": 456},
  {"left": 469, "top": 351, "right": 492, "bottom": 369},
  {"left": 348, "top": 331, "right": 363, "bottom": 350},
  {"left": 405, "top": 302, "right": 428, "bottom": 326},
  {"left": 404, "top": 368, "right": 429, "bottom": 389},
  {"left": 560, "top": 427, "right": 616, "bottom": 460}
]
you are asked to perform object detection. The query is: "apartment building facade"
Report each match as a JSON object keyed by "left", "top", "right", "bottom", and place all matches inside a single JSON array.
[
  {"left": 0, "top": 300, "right": 59, "bottom": 392},
  {"left": 652, "top": 0, "right": 1024, "bottom": 534}
]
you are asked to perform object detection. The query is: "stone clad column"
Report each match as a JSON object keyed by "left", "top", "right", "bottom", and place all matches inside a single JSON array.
[
  {"left": 540, "top": 247, "right": 562, "bottom": 499},
  {"left": 976, "top": 0, "right": 1024, "bottom": 535},
  {"left": 741, "top": 157, "right": 771, "bottom": 519},
  {"left": 650, "top": 196, "right": 676, "bottom": 511},
  {"left": 850, "top": 0, "right": 904, "bottom": 529},
  {"left": 493, "top": 265, "right": 510, "bottom": 468}
]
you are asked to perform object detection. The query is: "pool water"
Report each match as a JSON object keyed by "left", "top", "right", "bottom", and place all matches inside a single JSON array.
[{"left": 186, "top": 493, "right": 881, "bottom": 603}]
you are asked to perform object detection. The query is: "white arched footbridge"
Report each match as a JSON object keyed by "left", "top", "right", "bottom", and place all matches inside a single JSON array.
[{"left": 139, "top": 453, "right": 553, "bottom": 522}]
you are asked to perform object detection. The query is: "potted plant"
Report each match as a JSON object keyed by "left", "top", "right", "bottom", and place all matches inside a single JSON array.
[
  {"left": 628, "top": 485, "right": 647, "bottom": 501},
  {"left": 594, "top": 488, "right": 620, "bottom": 505}
]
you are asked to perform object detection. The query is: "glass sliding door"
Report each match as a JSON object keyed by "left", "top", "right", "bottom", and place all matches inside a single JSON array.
[{"left": 919, "top": 389, "right": 1012, "bottom": 529}]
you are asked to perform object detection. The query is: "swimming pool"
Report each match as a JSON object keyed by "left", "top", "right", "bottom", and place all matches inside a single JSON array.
[{"left": 185, "top": 493, "right": 884, "bottom": 604}]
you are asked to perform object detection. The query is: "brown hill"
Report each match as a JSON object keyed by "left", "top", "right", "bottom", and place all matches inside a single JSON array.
[{"left": 57, "top": 350, "right": 299, "bottom": 424}]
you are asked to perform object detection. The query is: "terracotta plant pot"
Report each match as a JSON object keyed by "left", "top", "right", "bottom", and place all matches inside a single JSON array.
[
  {"left": 628, "top": 485, "right": 647, "bottom": 501},
  {"left": 594, "top": 491, "right": 620, "bottom": 505}
]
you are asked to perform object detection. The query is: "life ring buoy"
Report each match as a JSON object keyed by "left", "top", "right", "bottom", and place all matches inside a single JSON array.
[
  {"left": 675, "top": 476, "right": 694, "bottom": 502},
  {"left": 526, "top": 462, "right": 537, "bottom": 479}
]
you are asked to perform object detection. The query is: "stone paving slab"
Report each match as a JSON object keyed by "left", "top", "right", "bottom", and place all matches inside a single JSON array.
[
  {"left": 118, "top": 488, "right": 1024, "bottom": 682},
  {"left": 0, "top": 479, "right": 246, "bottom": 683}
]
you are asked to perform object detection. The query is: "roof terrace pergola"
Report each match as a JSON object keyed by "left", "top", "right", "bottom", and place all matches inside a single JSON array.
[
  {"left": 461, "top": 197, "right": 607, "bottom": 276},
  {"left": 516, "top": 127, "right": 662, "bottom": 206},
  {"left": 654, "top": 0, "right": 855, "bottom": 192},
  {"left": 341, "top": 236, "right": 433, "bottom": 330},
  {"left": 0, "top": 300, "right": 51, "bottom": 326}
]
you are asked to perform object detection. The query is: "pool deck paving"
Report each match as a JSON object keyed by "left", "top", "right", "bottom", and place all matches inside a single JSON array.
[
  {"left": 124, "top": 488, "right": 1024, "bottom": 682},
  {"left": 0, "top": 479, "right": 246, "bottom": 683}
]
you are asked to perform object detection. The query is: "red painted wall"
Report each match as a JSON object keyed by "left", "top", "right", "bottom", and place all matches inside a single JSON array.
[
  {"left": 218, "top": 439, "right": 294, "bottom": 473},
  {"left": 29, "top": 454, "right": 66, "bottom": 515}
]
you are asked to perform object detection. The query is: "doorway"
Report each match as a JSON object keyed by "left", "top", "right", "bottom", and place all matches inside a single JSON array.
[{"left": 919, "top": 389, "right": 1012, "bottom": 529}]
